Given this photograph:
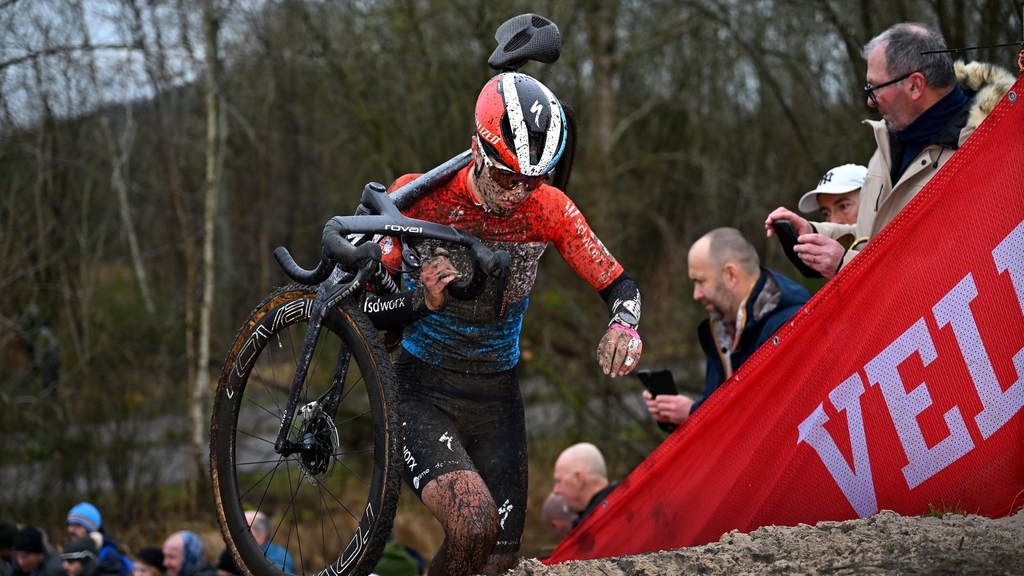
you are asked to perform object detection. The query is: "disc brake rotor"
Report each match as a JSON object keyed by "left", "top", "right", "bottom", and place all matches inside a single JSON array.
[{"left": 296, "top": 401, "right": 339, "bottom": 485}]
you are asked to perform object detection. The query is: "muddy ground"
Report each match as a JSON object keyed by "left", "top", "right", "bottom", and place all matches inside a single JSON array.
[{"left": 505, "top": 510, "right": 1024, "bottom": 575}]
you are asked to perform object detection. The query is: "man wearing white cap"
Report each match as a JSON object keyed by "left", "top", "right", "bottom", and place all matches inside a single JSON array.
[
  {"left": 798, "top": 164, "right": 867, "bottom": 226},
  {"left": 764, "top": 23, "right": 1013, "bottom": 279}
]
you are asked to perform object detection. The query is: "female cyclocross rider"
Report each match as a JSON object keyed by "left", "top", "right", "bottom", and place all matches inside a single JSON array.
[{"left": 362, "top": 72, "right": 643, "bottom": 576}]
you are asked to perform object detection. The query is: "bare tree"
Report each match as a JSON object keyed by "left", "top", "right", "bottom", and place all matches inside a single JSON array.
[
  {"left": 69, "top": 0, "right": 156, "bottom": 317},
  {"left": 4, "top": 0, "right": 1021, "bottom": 515},
  {"left": 191, "top": 0, "right": 227, "bottom": 501}
]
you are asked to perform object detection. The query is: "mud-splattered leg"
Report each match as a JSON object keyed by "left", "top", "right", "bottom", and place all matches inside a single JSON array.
[
  {"left": 479, "top": 552, "right": 518, "bottom": 573},
  {"left": 421, "top": 470, "right": 499, "bottom": 576}
]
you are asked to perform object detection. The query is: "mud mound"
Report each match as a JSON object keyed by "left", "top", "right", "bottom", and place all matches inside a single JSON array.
[{"left": 509, "top": 510, "right": 1024, "bottom": 575}]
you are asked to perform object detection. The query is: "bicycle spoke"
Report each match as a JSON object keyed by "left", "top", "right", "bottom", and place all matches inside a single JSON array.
[
  {"left": 318, "top": 478, "right": 350, "bottom": 543},
  {"left": 278, "top": 463, "right": 300, "bottom": 570},
  {"left": 234, "top": 458, "right": 290, "bottom": 467},
  {"left": 235, "top": 428, "right": 279, "bottom": 447},
  {"left": 238, "top": 453, "right": 286, "bottom": 505},
  {"left": 332, "top": 456, "right": 370, "bottom": 488},
  {"left": 281, "top": 480, "right": 303, "bottom": 576},
  {"left": 335, "top": 408, "right": 372, "bottom": 428},
  {"left": 240, "top": 397, "right": 282, "bottom": 425},
  {"left": 212, "top": 289, "right": 398, "bottom": 576},
  {"left": 256, "top": 332, "right": 288, "bottom": 416},
  {"left": 332, "top": 447, "right": 374, "bottom": 458}
]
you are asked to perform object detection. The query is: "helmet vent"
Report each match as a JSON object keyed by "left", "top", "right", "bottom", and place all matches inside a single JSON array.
[
  {"left": 504, "top": 31, "right": 531, "bottom": 52},
  {"left": 531, "top": 15, "right": 551, "bottom": 28}
]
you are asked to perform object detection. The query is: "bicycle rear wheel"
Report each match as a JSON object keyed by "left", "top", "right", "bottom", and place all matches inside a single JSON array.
[{"left": 210, "top": 285, "right": 401, "bottom": 576}]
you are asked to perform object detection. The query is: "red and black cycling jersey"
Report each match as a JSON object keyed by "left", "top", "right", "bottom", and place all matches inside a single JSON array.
[{"left": 378, "top": 164, "right": 624, "bottom": 373}]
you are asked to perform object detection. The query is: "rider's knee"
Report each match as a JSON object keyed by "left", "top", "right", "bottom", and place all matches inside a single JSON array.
[{"left": 455, "top": 501, "right": 499, "bottom": 544}]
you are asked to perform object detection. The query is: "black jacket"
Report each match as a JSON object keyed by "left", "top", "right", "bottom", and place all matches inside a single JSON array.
[
  {"left": 573, "top": 481, "right": 621, "bottom": 527},
  {"left": 695, "top": 268, "right": 809, "bottom": 413}
]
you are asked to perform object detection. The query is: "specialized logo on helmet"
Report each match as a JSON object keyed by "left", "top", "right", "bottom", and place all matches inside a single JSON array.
[
  {"left": 500, "top": 73, "right": 563, "bottom": 177},
  {"left": 475, "top": 72, "right": 566, "bottom": 177},
  {"left": 530, "top": 100, "right": 543, "bottom": 128},
  {"left": 476, "top": 119, "right": 501, "bottom": 146}
]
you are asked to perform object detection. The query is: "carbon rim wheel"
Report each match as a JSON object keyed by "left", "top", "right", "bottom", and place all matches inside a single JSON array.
[{"left": 211, "top": 285, "right": 401, "bottom": 576}]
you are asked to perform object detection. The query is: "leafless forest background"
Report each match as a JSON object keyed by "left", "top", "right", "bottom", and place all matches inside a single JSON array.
[{"left": 0, "top": 0, "right": 1020, "bottom": 553}]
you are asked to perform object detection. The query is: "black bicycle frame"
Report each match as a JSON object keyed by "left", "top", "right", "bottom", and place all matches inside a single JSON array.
[{"left": 271, "top": 180, "right": 510, "bottom": 459}]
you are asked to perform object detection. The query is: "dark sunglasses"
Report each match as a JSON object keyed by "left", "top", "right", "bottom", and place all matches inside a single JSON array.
[
  {"left": 864, "top": 70, "right": 918, "bottom": 105},
  {"left": 479, "top": 145, "right": 546, "bottom": 191}
]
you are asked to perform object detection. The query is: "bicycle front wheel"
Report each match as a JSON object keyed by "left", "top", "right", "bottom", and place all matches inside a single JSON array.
[{"left": 210, "top": 285, "right": 401, "bottom": 576}]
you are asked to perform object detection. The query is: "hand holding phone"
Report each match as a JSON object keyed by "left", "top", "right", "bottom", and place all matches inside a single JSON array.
[
  {"left": 636, "top": 369, "right": 678, "bottom": 397},
  {"left": 772, "top": 219, "right": 822, "bottom": 278},
  {"left": 637, "top": 369, "right": 680, "bottom": 432}
]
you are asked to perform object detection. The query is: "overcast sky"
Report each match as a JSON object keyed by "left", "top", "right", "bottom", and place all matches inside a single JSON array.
[{"left": 0, "top": 0, "right": 260, "bottom": 129}]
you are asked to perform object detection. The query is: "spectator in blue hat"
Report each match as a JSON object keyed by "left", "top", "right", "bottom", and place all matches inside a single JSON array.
[{"left": 65, "top": 503, "right": 131, "bottom": 576}]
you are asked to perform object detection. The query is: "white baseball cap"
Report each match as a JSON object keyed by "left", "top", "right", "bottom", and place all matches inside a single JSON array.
[{"left": 798, "top": 164, "right": 868, "bottom": 213}]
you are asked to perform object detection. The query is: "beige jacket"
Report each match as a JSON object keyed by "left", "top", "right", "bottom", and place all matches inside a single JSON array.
[{"left": 814, "top": 61, "right": 1015, "bottom": 271}]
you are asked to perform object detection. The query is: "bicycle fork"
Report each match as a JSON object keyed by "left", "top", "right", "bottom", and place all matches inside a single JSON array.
[{"left": 274, "top": 269, "right": 354, "bottom": 475}]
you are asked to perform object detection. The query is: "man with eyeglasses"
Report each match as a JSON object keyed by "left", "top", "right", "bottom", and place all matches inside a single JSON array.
[
  {"left": 765, "top": 22, "right": 1013, "bottom": 278},
  {"left": 367, "top": 72, "right": 643, "bottom": 576}
]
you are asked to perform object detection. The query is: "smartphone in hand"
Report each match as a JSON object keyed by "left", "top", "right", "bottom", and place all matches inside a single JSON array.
[
  {"left": 636, "top": 369, "right": 678, "bottom": 397},
  {"left": 772, "top": 219, "right": 822, "bottom": 278},
  {"left": 636, "top": 369, "right": 679, "bottom": 433}
]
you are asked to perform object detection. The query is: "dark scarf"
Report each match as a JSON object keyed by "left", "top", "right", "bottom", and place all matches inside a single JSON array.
[{"left": 890, "top": 84, "right": 968, "bottom": 180}]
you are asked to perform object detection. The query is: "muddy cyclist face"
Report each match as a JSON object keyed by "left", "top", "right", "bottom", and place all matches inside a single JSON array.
[{"left": 473, "top": 137, "right": 545, "bottom": 216}]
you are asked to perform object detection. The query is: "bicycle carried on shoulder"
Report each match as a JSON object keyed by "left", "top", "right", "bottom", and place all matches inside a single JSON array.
[
  {"left": 209, "top": 14, "right": 574, "bottom": 576},
  {"left": 209, "top": 176, "right": 511, "bottom": 576}
]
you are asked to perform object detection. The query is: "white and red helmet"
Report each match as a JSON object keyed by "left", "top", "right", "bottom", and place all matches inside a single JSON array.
[{"left": 474, "top": 72, "right": 566, "bottom": 177}]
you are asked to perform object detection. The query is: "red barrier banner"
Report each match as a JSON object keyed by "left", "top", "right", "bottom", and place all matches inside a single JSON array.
[{"left": 546, "top": 75, "right": 1024, "bottom": 563}]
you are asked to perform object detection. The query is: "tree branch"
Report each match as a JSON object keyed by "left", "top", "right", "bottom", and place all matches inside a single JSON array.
[{"left": 0, "top": 44, "right": 139, "bottom": 72}]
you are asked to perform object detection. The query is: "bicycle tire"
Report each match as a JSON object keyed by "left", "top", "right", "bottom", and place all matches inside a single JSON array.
[{"left": 210, "top": 285, "right": 401, "bottom": 576}]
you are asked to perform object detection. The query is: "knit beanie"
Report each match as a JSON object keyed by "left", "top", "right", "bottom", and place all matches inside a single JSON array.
[
  {"left": 136, "top": 547, "right": 166, "bottom": 573},
  {"left": 67, "top": 503, "right": 102, "bottom": 533},
  {"left": 0, "top": 519, "right": 18, "bottom": 550},
  {"left": 13, "top": 526, "right": 45, "bottom": 554},
  {"left": 61, "top": 538, "right": 98, "bottom": 562}
]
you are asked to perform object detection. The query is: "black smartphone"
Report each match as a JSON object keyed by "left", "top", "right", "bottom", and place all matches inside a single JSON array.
[
  {"left": 636, "top": 369, "right": 678, "bottom": 397},
  {"left": 772, "top": 219, "right": 822, "bottom": 278},
  {"left": 772, "top": 219, "right": 799, "bottom": 244}
]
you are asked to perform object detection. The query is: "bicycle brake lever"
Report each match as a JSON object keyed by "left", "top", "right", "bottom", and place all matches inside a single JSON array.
[{"left": 323, "top": 263, "right": 372, "bottom": 309}]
